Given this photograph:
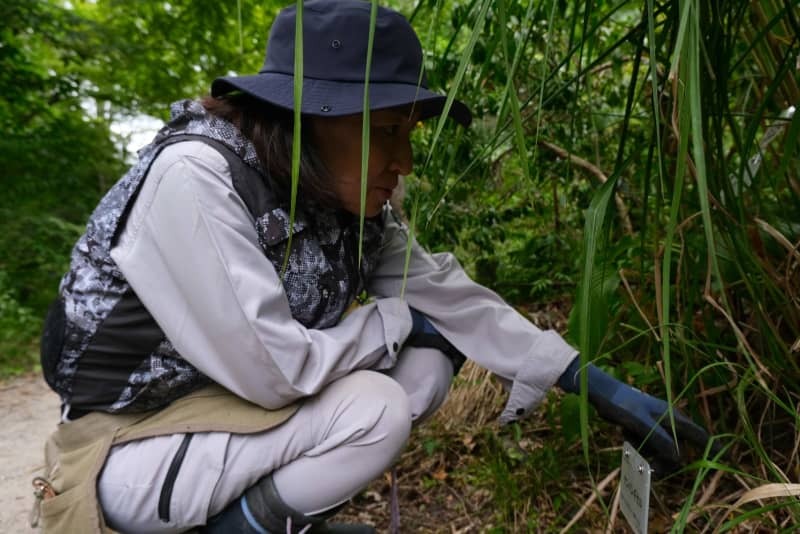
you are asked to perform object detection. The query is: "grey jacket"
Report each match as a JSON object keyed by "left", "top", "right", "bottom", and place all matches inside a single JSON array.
[
  {"left": 49, "top": 101, "right": 386, "bottom": 416},
  {"left": 109, "top": 138, "right": 576, "bottom": 424},
  {"left": 51, "top": 100, "right": 576, "bottom": 423}
]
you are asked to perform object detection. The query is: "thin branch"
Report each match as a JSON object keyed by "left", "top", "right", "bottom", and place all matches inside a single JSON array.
[{"left": 537, "top": 139, "right": 634, "bottom": 235}]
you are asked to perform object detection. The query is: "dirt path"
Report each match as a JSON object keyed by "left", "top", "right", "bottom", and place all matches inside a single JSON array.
[{"left": 0, "top": 373, "right": 60, "bottom": 533}]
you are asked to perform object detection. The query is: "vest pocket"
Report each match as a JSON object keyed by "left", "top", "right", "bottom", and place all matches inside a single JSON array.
[{"left": 158, "top": 433, "right": 194, "bottom": 523}]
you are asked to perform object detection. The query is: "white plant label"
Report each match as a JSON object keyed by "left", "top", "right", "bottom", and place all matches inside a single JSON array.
[{"left": 620, "top": 441, "right": 652, "bottom": 534}]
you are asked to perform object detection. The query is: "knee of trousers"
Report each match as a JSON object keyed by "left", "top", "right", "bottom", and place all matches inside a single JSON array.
[
  {"left": 331, "top": 370, "right": 412, "bottom": 460},
  {"left": 389, "top": 347, "right": 454, "bottom": 424}
]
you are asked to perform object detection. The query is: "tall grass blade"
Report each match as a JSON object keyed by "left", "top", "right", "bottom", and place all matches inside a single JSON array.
[
  {"left": 237, "top": 0, "right": 243, "bottom": 55},
  {"left": 358, "top": 0, "right": 379, "bottom": 267},
  {"left": 496, "top": 0, "right": 530, "bottom": 184},
  {"left": 531, "top": 0, "right": 560, "bottom": 179},
  {"left": 734, "top": 373, "right": 792, "bottom": 484},
  {"left": 776, "top": 106, "right": 799, "bottom": 184},
  {"left": 645, "top": 0, "right": 665, "bottom": 195},
  {"left": 281, "top": 0, "right": 304, "bottom": 278},
  {"left": 687, "top": 4, "right": 731, "bottom": 341},
  {"left": 667, "top": 0, "right": 692, "bottom": 80},
  {"left": 719, "top": 501, "right": 799, "bottom": 533},
  {"left": 400, "top": 0, "right": 439, "bottom": 300},
  {"left": 399, "top": 200, "right": 419, "bottom": 301},
  {"left": 658, "top": 0, "right": 706, "bottom": 458},
  {"left": 422, "top": 0, "right": 490, "bottom": 175},
  {"left": 533, "top": 0, "right": 636, "bottom": 111}
]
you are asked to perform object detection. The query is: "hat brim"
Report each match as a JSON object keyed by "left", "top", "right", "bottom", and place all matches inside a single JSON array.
[{"left": 211, "top": 73, "right": 472, "bottom": 127}]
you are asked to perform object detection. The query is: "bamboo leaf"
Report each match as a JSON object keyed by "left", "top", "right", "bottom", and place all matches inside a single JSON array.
[{"left": 576, "top": 172, "right": 620, "bottom": 462}]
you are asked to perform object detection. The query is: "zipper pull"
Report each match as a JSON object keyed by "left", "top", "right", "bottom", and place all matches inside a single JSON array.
[{"left": 29, "top": 477, "right": 56, "bottom": 528}]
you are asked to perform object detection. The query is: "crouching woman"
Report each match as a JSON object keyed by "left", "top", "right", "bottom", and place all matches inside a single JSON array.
[{"left": 36, "top": 1, "right": 714, "bottom": 532}]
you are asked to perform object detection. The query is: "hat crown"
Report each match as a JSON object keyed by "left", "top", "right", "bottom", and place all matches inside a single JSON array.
[{"left": 261, "top": 0, "right": 426, "bottom": 87}]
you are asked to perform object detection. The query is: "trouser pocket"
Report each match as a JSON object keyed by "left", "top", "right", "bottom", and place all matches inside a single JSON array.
[{"left": 158, "top": 433, "right": 194, "bottom": 523}]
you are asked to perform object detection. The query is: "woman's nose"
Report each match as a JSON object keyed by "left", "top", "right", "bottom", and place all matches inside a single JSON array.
[{"left": 389, "top": 136, "right": 414, "bottom": 176}]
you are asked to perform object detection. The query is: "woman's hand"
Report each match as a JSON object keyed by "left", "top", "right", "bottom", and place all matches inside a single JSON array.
[{"left": 558, "top": 357, "right": 719, "bottom": 470}]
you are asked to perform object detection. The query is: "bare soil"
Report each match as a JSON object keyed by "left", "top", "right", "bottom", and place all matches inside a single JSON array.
[{"left": 0, "top": 373, "right": 60, "bottom": 533}]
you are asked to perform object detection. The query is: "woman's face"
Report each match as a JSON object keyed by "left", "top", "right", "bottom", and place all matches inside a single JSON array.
[{"left": 309, "top": 107, "right": 419, "bottom": 217}]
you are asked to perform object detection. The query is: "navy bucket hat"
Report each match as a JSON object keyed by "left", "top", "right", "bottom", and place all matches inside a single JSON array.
[{"left": 211, "top": 0, "right": 472, "bottom": 126}]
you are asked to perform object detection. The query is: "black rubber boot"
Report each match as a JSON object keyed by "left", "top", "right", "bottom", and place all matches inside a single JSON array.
[{"left": 201, "top": 476, "right": 375, "bottom": 533}]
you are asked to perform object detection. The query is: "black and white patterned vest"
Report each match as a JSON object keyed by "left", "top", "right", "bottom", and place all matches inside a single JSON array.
[{"left": 44, "top": 100, "right": 384, "bottom": 415}]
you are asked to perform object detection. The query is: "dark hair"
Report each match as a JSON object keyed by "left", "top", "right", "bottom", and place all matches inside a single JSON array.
[{"left": 200, "top": 93, "right": 337, "bottom": 207}]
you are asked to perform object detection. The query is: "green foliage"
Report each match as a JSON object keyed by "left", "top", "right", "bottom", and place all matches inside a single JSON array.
[
  {"left": 463, "top": 418, "right": 617, "bottom": 531},
  {"left": 0, "top": 0, "right": 286, "bottom": 374},
  {"left": 401, "top": 0, "right": 800, "bottom": 528},
  {"left": 64, "top": 0, "right": 284, "bottom": 118},
  {"left": 0, "top": 211, "right": 84, "bottom": 312},
  {"left": 1, "top": 1, "right": 125, "bottom": 217},
  {"left": 1, "top": 0, "right": 124, "bottom": 376},
  {"left": 0, "top": 271, "right": 40, "bottom": 379},
  {"left": 559, "top": 393, "right": 583, "bottom": 444},
  {"left": 0, "top": 210, "right": 83, "bottom": 378}
]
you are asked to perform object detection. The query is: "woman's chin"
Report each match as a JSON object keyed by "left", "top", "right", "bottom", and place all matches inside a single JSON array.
[
  {"left": 364, "top": 204, "right": 384, "bottom": 218},
  {"left": 343, "top": 203, "right": 383, "bottom": 218}
]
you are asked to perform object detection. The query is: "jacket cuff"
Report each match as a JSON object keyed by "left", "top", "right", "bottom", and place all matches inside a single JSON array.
[
  {"left": 498, "top": 331, "right": 578, "bottom": 424},
  {"left": 370, "top": 298, "right": 413, "bottom": 371}
]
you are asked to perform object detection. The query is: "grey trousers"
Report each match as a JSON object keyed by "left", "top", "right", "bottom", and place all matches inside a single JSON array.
[{"left": 97, "top": 347, "right": 454, "bottom": 533}]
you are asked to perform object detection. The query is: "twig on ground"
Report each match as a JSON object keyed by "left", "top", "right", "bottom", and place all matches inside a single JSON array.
[
  {"left": 678, "top": 469, "right": 726, "bottom": 528},
  {"left": 443, "top": 481, "right": 474, "bottom": 518},
  {"left": 559, "top": 467, "right": 620, "bottom": 534},
  {"left": 604, "top": 485, "right": 621, "bottom": 534}
]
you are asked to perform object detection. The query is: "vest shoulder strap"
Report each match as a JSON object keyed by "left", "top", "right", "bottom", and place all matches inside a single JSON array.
[{"left": 157, "top": 134, "right": 273, "bottom": 219}]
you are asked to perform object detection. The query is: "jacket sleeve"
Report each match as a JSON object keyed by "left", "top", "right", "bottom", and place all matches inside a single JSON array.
[
  {"left": 367, "top": 209, "right": 577, "bottom": 423},
  {"left": 110, "top": 141, "right": 412, "bottom": 410}
]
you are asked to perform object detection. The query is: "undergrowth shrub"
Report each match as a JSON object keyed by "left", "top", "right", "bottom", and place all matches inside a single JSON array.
[
  {"left": 0, "top": 210, "right": 84, "bottom": 377},
  {"left": 0, "top": 271, "right": 40, "bottom": 378},
  {"left": 0, "top": 210, "right": 84, "bottom": 314}
]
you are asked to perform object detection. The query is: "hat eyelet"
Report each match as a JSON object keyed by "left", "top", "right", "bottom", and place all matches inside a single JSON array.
[
  {"left": 331, "top": 39, "right": 342, "bottom": 49},
  {"left": 320, "top": 105, "right": 332, "bottom": 112}
]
